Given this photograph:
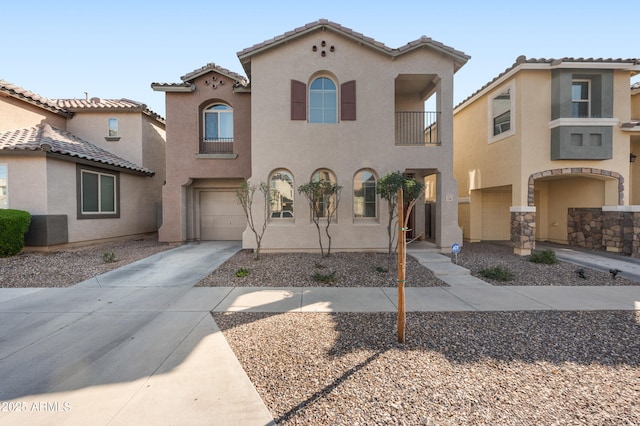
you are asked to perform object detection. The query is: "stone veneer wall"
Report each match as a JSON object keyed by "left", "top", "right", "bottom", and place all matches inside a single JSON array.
[
  {"left": 511, "top": 211, "right": 536, "bottom": 254},
  {"left": 568, "top": 208, "right": 640, "bottom": 257}
]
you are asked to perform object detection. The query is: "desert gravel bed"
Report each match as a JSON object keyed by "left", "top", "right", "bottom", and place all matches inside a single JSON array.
[
  {"left": 450, "top": 242, "right": 639, "bottom": 286},
  {"left": 197, "top": 250, "right": 444, "bottom": 287},
  {"left": 214, "top": 310, "right": 640, "bottom": 425},
  {"left": 0, "top": 237, "right": 174, "bottom": 287}
]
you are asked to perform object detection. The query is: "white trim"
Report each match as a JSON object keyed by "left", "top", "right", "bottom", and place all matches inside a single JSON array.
[
  {"left": 510, "top": 206, "right": 536, "bottom": 213},
  {"left": 602, "top": 205, "right": 640, "bottom": 212},
  {"left": 549, "top": 117, "right": 618, "bottom": 128}
]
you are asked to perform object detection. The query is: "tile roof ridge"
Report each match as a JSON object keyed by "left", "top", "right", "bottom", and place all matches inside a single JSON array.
[{"left": 0, "top": 79, "right": 73, "bottom": 117}]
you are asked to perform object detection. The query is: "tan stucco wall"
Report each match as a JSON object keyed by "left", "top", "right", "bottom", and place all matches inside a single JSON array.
[
  {"left": 1, "top": 154, "right": 159, "bottom": 244},
  {"left": 538, "top": 177, "right": 605, "bottom": 244},
  {"left": 455, "top": 67, "right": 634, "bottom": 243},
  {"left": 159, "top": 72, "right": 251, "bottom": 242},
  {"left": 632, "top": 92, "right": 640, "bottom": 119},
  {"left": 0, "top": 96, "right": 67, "bottom": 132},
  {"left": 246, "top": 30, "right": 461, "bottom": 251},
  {"left": 67, "top": 112, "right": 145, "bottom": 165},
  {"left": 1, "top": 156, "right": 48, "bottom": 213}
]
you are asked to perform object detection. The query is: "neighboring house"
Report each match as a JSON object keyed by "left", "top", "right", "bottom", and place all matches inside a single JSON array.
[
  {"left": 152, "top": 19, "right": 469, "bottom": 252},
  {"left": 453, "top": 56, "right": 640, "bottom": 255},
  {"left": 0, "top": 80, "right": 166, "bottom": 247}
]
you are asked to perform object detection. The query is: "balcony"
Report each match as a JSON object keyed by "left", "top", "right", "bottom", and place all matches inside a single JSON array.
[
  {"left": 199, "top": 138, "right": 234, "bottom": 154},
  {"left": 395, "top": 111, "right": 440, "bottom": 145}
]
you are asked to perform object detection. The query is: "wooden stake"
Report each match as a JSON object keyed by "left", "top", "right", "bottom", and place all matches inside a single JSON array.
[{"left": 397, "top": 188, "right": 406, "bottom": 343}]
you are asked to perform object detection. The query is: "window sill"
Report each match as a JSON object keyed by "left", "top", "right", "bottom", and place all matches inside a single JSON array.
[
  {"left": 353, "top": 218, "right": 379, "bottom": 225},
  {"left": 105, "top": 136, "right": 121, "bottom": 142},
  {"left": 195, "top": 153, "right": 238, "bottom": 159}
]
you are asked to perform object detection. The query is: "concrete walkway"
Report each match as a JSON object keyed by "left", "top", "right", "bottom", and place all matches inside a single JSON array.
[{"left": 0, "top": 241, "right": 639, "bottom": 425}]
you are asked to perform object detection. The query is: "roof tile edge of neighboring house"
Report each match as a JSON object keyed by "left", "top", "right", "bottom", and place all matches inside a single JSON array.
[
  {"left": 0, "top": 79, "right": 73, "bottom": 118},
  {"left": 455, "top": 56, "right": 640, "bottom": 113},
  {"left": 0, "top": 123, "right": 154, "bottom": 176}
]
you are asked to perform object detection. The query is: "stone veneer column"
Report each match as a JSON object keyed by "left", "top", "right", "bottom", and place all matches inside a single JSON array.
[
  {"left": 510, "top": 206, "right": 536, "bottom": 256},
  {"left": 602, "top": 206, "right": 640, "bottom": 257}
]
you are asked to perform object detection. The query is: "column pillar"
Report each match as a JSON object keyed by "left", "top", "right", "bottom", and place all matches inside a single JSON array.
[{"left": 510, "top": 206, "right": 536, "bottom": 256}]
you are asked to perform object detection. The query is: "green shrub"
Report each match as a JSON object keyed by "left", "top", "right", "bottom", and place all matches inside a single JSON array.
[
  {"left": 0, "top": 209, "right": 31, "bottom": 257},
  {"left": 375, "top": 266, "right": 389, "bottom": 273},
  {"left": 102, "top": 251, "right": 117, "bottom": 263},
  {"left": 479, "top": 265, "right": 514, "bottom": 282},
  {"left": 235, "top": 267, "right": 250, "bottom": 277},
  {"left": 529, "top": 249, "right": 558, "bottom": 265},
  {"left": 312, "top": 270, "right": 336, "bottom": 284}
]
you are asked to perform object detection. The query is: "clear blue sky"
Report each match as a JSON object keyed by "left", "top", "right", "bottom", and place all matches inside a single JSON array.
[{"left": 2, "top": 0, "right": 637, "bottom": 117}]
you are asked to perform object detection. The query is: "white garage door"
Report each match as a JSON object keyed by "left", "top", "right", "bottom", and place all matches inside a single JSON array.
[
  {"left": 482, "top": 191, "right": 511, "bottom": 240},
  {"left": 200, "top": 191, "right": 246, "bottom": 240}
]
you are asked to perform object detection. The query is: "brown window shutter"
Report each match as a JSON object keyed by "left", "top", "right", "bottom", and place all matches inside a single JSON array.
[
  {"left": 341, "top": 80, "right": 356, "bottom": 121},
  {"left": 291, "top": 80, "right": 307, "bottom": 120}
]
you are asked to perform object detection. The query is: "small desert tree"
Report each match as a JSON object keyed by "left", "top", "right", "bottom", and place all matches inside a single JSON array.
[
  {"left": 298, "top": 180, "right": 342, "bottom": 257},
  {"left": 236, "top": 180, "right": 272, "bottom": 260},
  {"left": 377, "top": 171, "right": 425, "bottom": 255}
]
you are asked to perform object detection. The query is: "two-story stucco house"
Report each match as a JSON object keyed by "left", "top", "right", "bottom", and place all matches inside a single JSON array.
[
  {"left": 453, "top": 56, "right": 640, "bottom": 255},
  {"left": 0, "top": 80, "right": 166, "bottom": 247},
  {"left": 153, "top": 20, "right": 469, "bottom": 253}
]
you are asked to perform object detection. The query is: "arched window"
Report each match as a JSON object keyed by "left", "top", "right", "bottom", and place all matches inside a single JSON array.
[
  {"left": 309, "top": 77, "right": 337, "bottom": 123},
  {"left": 353, "top": 169, "right": 377, "bottom": 218},
  {"left": 311, "top": 169, "right": 337, "bottom": 218},
  {"left": 204, "top": 104, "right": 233, "bottom": 141},
  {"left": 270, "top": 170, "right": 294, "bottom": 219}
]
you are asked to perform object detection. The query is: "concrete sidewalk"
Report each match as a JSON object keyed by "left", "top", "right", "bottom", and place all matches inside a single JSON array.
[{"left": 1, "top": 241, "right": 639, "bottom": 426}]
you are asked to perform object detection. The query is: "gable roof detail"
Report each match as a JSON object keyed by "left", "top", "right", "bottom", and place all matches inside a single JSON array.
[
  {"left": 0, "top": 123, "right": 154, "bottom": 176},
  {"left": 456, "top": 56, "right": 640, "bottom": 112},
  {"left": 151, "top": 63, "right": 249, "bottom": 92},
  {"left": 237, "top": 19, "right": 470, "bottom": 78},
  {"left": 0, "top": 80, "right": 73, "bottom": 118}
]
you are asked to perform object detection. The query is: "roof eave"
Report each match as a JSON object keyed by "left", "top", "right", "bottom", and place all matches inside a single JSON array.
[{"left": 151, "top": 83, "right": 196, "bottom": 93}]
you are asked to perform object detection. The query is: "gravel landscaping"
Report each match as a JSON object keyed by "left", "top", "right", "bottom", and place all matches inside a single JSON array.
[
  {"left": 449, "top": 242, "right": 639, "bottom": 286},
  {"left": 214, "top": 310, "right": 640, "bottom": 425},
  {"left": 0, "top": 237, "right": 174, "bottom": 287},
  {"left": 197, "top": 250, "right": 443, "bottom": 287}
]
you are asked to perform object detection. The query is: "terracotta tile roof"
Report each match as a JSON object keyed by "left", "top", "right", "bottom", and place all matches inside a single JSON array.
[
  {"left": 54, "top": 97, "right": 165, "bottom": 124},
  {"left": 456, "top": 56, "right": 640, "bottom": 110},
  {"left": 237, "top": 19, "right": 470, "bottom": 77},
  {"left": 0, "top": 123, "right": 154, "bottom": 176},
  {"left": 0, "top": 80, "right": 72, "bottom": 117}
]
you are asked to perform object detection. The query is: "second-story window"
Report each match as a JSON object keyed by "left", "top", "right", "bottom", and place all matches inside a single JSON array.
[
  {"left": 572, "top": 80, "right": 590, "bottom": 118},
  {"left": 108, "top": 118, "right": 119, "bottom": 137},
  {"left": 492, "top": 89, "right": 511, "bottom": 136},
  {"left": 488, "top": 82, "right": 515, "bottom": 143},
  {"left": 204, "top": 104, "right": 233, "bottom": 141},
  {"left": 309, "top": 77, "right": 337, "bottom": 123}
]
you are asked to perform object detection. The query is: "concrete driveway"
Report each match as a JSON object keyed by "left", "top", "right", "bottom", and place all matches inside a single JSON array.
[{"left": 0, "top": 242, "right": 275, "bottom": 426}]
